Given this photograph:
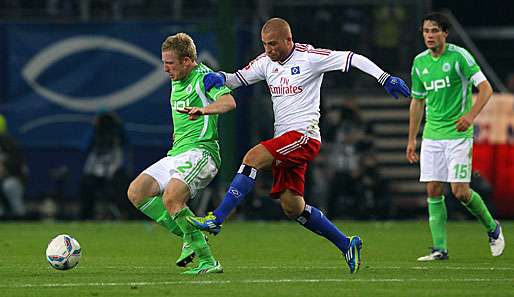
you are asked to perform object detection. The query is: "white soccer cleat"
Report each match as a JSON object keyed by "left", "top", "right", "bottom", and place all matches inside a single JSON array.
[
  {"left": 489, "top": 220, "right": 505, "bottom": 257},
  {"left": 417, "top": 248, "right": 449, "bottom": 261}
]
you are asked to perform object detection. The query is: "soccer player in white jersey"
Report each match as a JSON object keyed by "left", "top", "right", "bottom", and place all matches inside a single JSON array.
[
  {"left": 186, "top": 18, "right": 410, "bottom": 273},
  {"left": 407, "top": 13, "right": 504, "bottom": 261}
]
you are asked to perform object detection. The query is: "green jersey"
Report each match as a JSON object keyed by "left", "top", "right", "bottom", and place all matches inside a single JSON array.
[
  {"left": 167, "top": 63, "right": 231, "bottom": 168},
  {"left": 411, "top": 43, "right": 482, "bottom": 140}
]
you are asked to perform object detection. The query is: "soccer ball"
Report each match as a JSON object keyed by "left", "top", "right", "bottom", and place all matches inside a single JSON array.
[{"left": 45, "top": 234, "right": 82, "bottom": 270}]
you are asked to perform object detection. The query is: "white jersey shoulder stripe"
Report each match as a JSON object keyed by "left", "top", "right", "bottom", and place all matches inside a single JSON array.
[{"left": 295, "top": 43, "right": 310, "bottom": 50}]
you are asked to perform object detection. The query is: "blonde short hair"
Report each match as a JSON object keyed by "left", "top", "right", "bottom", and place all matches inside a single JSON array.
[{"left": 161, "top": 33, "right": 197, "bottom": 61}]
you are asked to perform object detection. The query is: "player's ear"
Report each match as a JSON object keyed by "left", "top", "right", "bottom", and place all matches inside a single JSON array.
[{"left": 183, "top": 56, "right": 193, "bottom": 65}]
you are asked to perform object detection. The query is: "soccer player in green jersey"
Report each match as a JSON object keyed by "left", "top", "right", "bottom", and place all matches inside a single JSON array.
[
  {"left": 407, "top": 12, "right": 505, "bottom": 261},
  {"left": 126, "top": 33, "right": 236, "bottom": 274}
]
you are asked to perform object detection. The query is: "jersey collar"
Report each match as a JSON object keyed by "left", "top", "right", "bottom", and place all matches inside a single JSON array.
[
  {"left": 278, "top": 44, "right": 296, "bottom": 65},
  {"left": 430, "top": 43, "right": 448, "bottom": 61},
  {"left": 176, "top": 63, "right": 200, "bottom": 83}
]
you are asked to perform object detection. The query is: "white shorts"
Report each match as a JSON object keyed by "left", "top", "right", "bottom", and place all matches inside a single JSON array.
[
  {"left": 142, "top": 149, "right": 218, "bottom": 198},
  {"left": 420, "top": 138, "right": 473, "bottom": 183}
]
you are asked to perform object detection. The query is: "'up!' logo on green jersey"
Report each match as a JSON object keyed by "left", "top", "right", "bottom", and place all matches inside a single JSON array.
[
  {"left": 423, "top": 76, "right": 451, "bottom": 92},
  {"left": 171, "top": 99, "right": 190, "bottom": 111}
]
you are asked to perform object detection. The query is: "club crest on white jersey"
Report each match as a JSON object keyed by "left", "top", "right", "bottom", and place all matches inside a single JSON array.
[{"left": 235, "top": 43, "right": 353, "bottom": 141}]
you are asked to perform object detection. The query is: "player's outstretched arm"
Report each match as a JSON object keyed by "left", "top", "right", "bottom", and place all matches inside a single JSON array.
[
  {"left": 350, "top": 54, "right": 410, "bottom": 99},
  {"left": 203, "top": 72, "right": 226, "bottom": 91},
  {"left": 177, "top": 94, "right": 237, "bottom": 120},
  {"left": 203, "top": 72, "right": 245, "bottom": 91},
  {"left": 381, "top": 74, "right": 411, "bottom": 99}
]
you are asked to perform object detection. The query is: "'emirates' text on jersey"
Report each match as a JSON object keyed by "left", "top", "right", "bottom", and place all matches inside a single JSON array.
[{"left": 235, "top": 43, "right": 354, "bottom": 141}]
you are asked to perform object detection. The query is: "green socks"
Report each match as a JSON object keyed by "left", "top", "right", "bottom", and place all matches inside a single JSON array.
[
  {"left": 462, "top": 190, "right": 497, "bottom": 233},
  {"left": 426, "top": 191, "right": 497, "bottom": 252},
  {"left": 428, "top": 196, "right": 448, "bottom": 251},
  {"left": 138, "top": 196, "right": 183, "bottom": 237},
  {"left": 173, "top": 207, "right": 215, "bottom": 264}
]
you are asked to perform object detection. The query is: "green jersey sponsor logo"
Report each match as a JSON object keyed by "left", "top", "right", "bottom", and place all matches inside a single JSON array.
[
  {"left": 171, "top": 98, "right": 190, "bottom": 111},
  {"left": 166, "top": 63, "right": 232, "bottom": 168},
  {"left": 411, "top": 44, "right": 482, "bottom": 140},
  {"left": 423, "top": 76, "right": 451, "bottom": 92}
]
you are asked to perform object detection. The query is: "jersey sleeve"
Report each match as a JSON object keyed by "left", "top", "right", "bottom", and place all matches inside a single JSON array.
[
  {"left": 456, "top": 47, "right": 481, "bottom": 80},
  {"left": 308, "top": 49, "right": 354, "bottom": 74},
  {"left": 206, "top": 85, "right": 232, "bottom": 101},
  {"left": 410, "top": 62, "right": 427, "bottom": 99},
  {"left": 233, "top": 53, "right": 267, "bottom": 86}
]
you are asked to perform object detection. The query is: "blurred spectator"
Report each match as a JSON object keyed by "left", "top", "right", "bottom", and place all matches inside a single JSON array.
[
  {"left": 0, "top": 114, "right": 28, "bottom": 219},
  {"left": 372, "top": 4, "right": 406, "bottom": 74},
  {"left": 340, "top": 7, "right": 366, "bottom": 50},
  {"left": 79, "top": 112, "right": 132, "bottom": 220},
  {"left": 45, "top": 0, "right": 74, "bottom": 17},
  {"left": 325, "top": 100, "right": 365, "bottom": 219},
  {"left": 308, "top": 102, "right": 344, "bottom": 210},
  {"left": 352, "top": 137, "right": 391, "bottom": 219}
]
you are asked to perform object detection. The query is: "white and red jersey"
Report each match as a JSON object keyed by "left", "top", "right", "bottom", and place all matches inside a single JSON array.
[{"left": 229, "top": 43, "right": 354, "bottom": 141}]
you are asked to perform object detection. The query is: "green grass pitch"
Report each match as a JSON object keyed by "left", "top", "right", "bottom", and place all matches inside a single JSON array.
[{"left": 0, "top": 221, "right": 512, "bottom": 297}]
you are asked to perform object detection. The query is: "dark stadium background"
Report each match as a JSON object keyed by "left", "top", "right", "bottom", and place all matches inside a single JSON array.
[{"left": 0, "top": 0, "right": 512, "bottom": 220}]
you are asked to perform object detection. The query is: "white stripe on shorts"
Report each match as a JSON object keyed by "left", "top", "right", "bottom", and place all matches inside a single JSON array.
[{"left": 276, "top": 136, "right": 309, "bottom": 155}]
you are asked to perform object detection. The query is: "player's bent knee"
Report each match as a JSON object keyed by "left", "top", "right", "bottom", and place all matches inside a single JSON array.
[
  {"left": 162, "top": 184, "right": 189, "bottom": 214},
  {"left": 242, "top": 152, "right": 261, "bottom": 168},
  {"left": 127, "top": 182, "right": 142, "bottom": 205},
  {"left": 162, "top": 194, "right": 182, "bottom": 215},
  {"left": 242, "top": 144, "right": 273, "bottom": 169},
  {"left": 282, "top": 206, "right": 302, "bottom": 219},
  {"left": 280, "top": 198, "right": 304, "bottom": 219},
  {"left": 452, "top": 190, "right": 471, "bottom": 203}
]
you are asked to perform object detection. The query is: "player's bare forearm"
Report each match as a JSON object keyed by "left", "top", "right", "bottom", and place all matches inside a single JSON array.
[
  {"left": 408, "top": 98, "right": 425, "bottom": 142},
  {"left": 202, "top": 94, "right": 237, "bottom": 115},
  {"left": 468, "top": 80, "right": 493, "bottom": 120},
  {"left": 406, "top": 98, "right": 424, "bottom": 163}
]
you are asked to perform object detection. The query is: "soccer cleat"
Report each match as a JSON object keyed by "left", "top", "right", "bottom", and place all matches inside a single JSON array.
[
  {"left": 344, "top": 236, "right": 362, "bottom": 273},
  {"left": 417, "top": 248, "right": 449, "bottom": 261},
  {"left": 181, "top": 260, "right": 223, "bottom": 275},
  {"left": 175, "top": 242, "right": 195, "bottom": 267},
  {"left": 488, "top": 220, "right": 505, "bottom": 257},
  {"left": 187, "top": 212, "right": 222, "bottom": 235},
  {"left": 175, "top": 234, "right": 209, "bottom": 267}
]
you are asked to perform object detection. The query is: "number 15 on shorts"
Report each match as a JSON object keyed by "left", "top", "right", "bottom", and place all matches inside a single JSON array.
[{"left": 453, "top": 164, "right": 470, "bottom": 179}]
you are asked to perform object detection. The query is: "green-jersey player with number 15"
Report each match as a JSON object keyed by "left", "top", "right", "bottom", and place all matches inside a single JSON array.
[{"left": 407, "top": 13, "right": 505, "bottom": 261}]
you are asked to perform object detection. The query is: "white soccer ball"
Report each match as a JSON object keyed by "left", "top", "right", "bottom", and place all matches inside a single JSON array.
[{"left": 45, "top": 234, "right": 82, "bottom": 270}]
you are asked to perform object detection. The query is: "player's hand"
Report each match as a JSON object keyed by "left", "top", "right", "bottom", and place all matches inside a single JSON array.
[
  {"left": 406, "top": 140, "right": 419, "bottom": 164},
  {"left": 455, "top": 114, "right": 473, "bottom": 132},
  {"left": 177, "top": 106, "right": 205, "bottom": 120},
  {"left": 383, "top": 74, "right": 410, "bottom": 99},
  {"left": 203, "top": 72, "right": 226, "bottom": 91}
]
